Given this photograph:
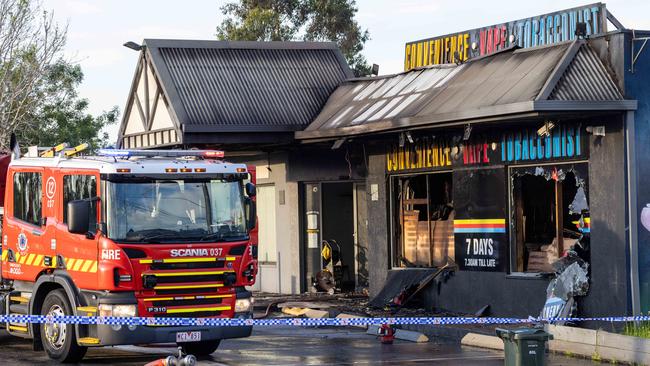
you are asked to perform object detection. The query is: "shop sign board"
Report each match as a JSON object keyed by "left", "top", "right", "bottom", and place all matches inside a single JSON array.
[
  {"left": 500, "top": 124, "right": 584, "bottom": 163},
  {"left": 453, "top": 168, "right": 507, "bottom": 271},
  {"left": 385, "top": 124, "right": 587, "bottom": 172},
  {"left": 386, "top": 136, "right": 453, "bottom": 172},
  {"left": 404, "top": 3, "right": 606, "bottom": 70}
]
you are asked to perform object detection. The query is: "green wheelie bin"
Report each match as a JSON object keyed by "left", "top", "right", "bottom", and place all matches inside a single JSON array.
[{"left": 496, "top": 328, "right": 553, "bottom": 366}]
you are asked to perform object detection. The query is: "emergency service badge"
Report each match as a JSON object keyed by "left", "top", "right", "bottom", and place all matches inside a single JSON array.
[{"left": 17, "top": 233, "right": 29, "bottom": 256}]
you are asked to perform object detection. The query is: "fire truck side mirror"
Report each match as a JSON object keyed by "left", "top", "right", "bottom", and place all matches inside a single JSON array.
[
  {"left": 245, "top": 182, "right": 256, "bottom": 197},
  {"left": 67, "top": 200, "right": 90, "bottom": 235},
  {"left": 245, "top": 197, "right": 257, "bottom": 232}
]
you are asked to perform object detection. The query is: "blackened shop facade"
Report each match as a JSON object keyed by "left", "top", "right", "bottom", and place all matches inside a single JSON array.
[
  {"left": 297, "top": 30, "right": 639, "bottom": 319},
  {"left": 379, "top": 121, "right": 612, "bottom": 318}
]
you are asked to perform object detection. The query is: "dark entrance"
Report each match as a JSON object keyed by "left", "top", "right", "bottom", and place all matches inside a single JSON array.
[
  {"left": 322, "top": 183, "right": 356, "bottom": 291},
  {"left": 302, "top": 182, "right": 366, "bottom": 292}
]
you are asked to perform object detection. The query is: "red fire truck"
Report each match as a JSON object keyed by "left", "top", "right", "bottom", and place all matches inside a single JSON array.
[{"left": 0, "top": 144, "right": 258, "bottom": 362}]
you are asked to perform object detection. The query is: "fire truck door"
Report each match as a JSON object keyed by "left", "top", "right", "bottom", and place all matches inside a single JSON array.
[
  {"left": 55, "top": 172, "right": 100, "bottom": 289},
  {"left": 2, "top": 168, "right": 46, "bottom": 281}
]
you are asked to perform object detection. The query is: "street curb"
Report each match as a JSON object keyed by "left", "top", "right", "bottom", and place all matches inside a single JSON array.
[
  {"left": 460, "top": 333, "right": 503, "bottom": 350},
  {"left": 398, "top": 323, "right": 492, "bottom": 342},
  {"left": 367, "top": 325, "right": 429, "bottom": 343}
]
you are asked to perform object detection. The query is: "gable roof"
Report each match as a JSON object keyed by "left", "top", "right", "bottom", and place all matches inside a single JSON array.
[
  {"left": 118, "top": 39, "right": 353, "bottom": 148},
  {"left": 297, "top": 40, "right": 633, "bottom": 141}
]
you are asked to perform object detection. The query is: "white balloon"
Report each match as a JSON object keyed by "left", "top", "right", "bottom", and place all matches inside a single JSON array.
[{"left": 641, "top": 204, "right": 650, "bottom": 232}]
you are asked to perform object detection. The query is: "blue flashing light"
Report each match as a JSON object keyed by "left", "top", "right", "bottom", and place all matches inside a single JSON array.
[{"left": 98, "top": 149, "right": 130, "bottom": 157}]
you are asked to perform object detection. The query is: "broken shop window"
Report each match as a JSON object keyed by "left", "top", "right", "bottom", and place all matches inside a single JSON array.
[
  {"left": 392, "top": 172, "right": 454, "bottom": 268},
  {"left": 510, "top": 164, "right": 590, "bottom": 274}
]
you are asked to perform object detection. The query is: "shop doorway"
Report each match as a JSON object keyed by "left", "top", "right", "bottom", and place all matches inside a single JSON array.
[{"left": 302, "top": 182, "right": 367, "bottom": 292}]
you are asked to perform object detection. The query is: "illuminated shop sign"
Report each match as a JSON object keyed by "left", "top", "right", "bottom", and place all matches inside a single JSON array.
[
  {"left": 386, "top": 137, "right": 453, "bottom": 172},
  {"left": 386, "top": 124, "right": 587, "bottom": 172},
  {"left": 500, "top": 124, "right": 583, "bottom": 163},
  {"left": 404, "top": 3, "right": 606, "bottom": 70}
]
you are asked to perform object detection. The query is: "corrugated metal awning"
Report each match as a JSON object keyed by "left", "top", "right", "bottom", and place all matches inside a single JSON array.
[{"left": 297, "top": 40, "right": 634, "bottom": 141}]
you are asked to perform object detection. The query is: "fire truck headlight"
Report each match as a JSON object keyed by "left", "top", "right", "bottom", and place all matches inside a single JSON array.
[
  {"left": 234, "top": 298, "right": 252, "bottom": 313},
  {"left": 99, "top": 304, "right": 137, "bottom": 317}
]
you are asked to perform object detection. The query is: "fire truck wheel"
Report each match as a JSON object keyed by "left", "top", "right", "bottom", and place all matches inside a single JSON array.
[
  {"left": 40, "top": 289, "right": 88, "bottom": 363},
  {"left": 177, "top": 339, "right": 221, "bottom": 357}
]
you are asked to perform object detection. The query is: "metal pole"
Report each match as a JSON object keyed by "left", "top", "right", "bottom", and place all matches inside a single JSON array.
[
  {"left": 277, "top": 251, "right": 282, "bottom": 294},
  {"left": 626, "top": 110, "right": 641, "bottom": 315}
]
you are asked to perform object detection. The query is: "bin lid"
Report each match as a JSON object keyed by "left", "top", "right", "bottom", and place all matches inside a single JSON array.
[{"left": 496, "top": 327, "right": 553, "bottom": 340}]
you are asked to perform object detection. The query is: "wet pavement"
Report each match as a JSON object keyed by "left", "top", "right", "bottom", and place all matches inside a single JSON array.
[{"left": 0, "top": 326, "right": 598, "bottom": 365}]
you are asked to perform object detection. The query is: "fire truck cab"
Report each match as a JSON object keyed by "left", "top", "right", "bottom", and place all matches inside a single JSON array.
[{"left": 0, "top": 147, "right": 258, "bottom": 362}]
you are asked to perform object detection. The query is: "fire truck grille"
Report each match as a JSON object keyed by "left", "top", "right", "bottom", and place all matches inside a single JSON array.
[
  {"left": 151, "top": 298, "right": 224, "bottom": 307},
  {"left": 154, "top": 287, "right": 221, "bottom": 295},
  {"left": 150, "top": 261, "right": 226, "bottom": 270},
  {"left": 153, "top": 274, "right": 227, "bottom": 284}
]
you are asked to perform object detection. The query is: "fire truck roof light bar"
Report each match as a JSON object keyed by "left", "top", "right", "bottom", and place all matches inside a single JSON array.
[{"left": 97, "top": 149, "right": 225, "bottom": 159}]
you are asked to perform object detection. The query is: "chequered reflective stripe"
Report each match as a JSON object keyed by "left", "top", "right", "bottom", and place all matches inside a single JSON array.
[
  {"left": 64, "top": 258, "right": 98, "bottom": 273},
  {"left": 1, "top": 251, "right": 97, "bottom": 273},
  {"left": 1, "top": 315, "right": 649, "bottom": 327}
]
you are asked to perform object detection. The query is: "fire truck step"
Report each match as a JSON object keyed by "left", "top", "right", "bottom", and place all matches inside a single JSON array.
[
  {"left": 7, "top": 325, "right": 28, "bottom": 333},
  {"left": 76, "top": 306, "right": 98, "bottom": 315},
  {"left": 9, "top": 304, "right": 27, "bottom": 314},
  {"left": 9, "top": 296, "right": 29, "bottom": 304},
  {"left": 78, "top": 337, "right": 100, "bottom": 345}
]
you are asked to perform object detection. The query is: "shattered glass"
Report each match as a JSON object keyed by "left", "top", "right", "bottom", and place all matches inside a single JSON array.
[
  {"left": 569, "top": 186, "right": 589, "bottom": 214},
  {"left": 546, "top": 260, "right": 590, "bottom": 301}
]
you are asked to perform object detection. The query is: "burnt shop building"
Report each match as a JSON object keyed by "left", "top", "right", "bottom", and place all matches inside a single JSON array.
[{"left": 297, "top": 37, "right": 638, "bottom": 318}]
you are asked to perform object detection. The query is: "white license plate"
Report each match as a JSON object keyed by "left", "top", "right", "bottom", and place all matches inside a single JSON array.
[{"left": 176, "top": 331, "right": 201, "bottom": 343}]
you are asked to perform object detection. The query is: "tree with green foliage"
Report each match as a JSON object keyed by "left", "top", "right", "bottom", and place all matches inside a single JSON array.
[
  {"left": 21, "top": 60, "right": 119, "bottom": 151},
  {"left": 216, "top": 0, "right": 371, "bottom": 76},
  {"left": 0, "top": 0, "right": 117, "bottom": 151}
]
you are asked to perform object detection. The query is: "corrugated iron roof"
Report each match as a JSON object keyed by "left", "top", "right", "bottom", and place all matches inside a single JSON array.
[
  {"left": 145, "top": 39, "right": 353, "bottom": 133},
  {"left": 549, "top": 44, "right": 622, "bottom": 101},
  {"left": 297, "top": 40, "right": 629, "bottom": 141}
]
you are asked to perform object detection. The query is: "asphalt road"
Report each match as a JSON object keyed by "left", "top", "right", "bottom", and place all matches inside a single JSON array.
[{"left": 0, "top": 326, "right": 597, "bottom": 365}]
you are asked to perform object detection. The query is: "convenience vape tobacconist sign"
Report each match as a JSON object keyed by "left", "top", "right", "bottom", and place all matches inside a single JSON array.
[{"left": 404, "top": 3, "right": 607, "bottom": 70}]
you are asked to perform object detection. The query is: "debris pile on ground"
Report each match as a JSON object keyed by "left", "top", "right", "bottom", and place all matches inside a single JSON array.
[{"left": 540, "top": 251, "right": 590, "bottom": 322}]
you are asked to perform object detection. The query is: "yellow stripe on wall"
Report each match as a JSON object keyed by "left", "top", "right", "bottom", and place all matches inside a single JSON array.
[{"left": 453, "top": 219, "right": 506, "bottom": 224}]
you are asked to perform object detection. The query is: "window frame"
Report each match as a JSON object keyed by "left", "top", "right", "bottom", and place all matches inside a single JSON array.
[
  {"left": 62, "top": 173, "right": 99, "bottom": 228},
  {"left": 507, "top": 160, "right": 589, "bottom": 276},
  {"left": 12, "top": 170, "right": 43, "bottom": 227},
  {"left": 389, "top": 169, "right": 453, "bottom": 269}
]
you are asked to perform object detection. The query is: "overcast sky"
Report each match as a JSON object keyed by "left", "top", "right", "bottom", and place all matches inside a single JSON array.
[{"left": 42, "top": 0, "right": 650, "bottom": 143}]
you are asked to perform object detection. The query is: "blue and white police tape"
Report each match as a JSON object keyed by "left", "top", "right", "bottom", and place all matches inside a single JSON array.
[{"left": 2, "top": 314, "right": 650, "bottom": 327}]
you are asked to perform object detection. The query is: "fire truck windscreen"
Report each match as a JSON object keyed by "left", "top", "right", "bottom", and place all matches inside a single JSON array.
[{"left": 105, "top": 178, "right": 248, "bottom": 243}]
